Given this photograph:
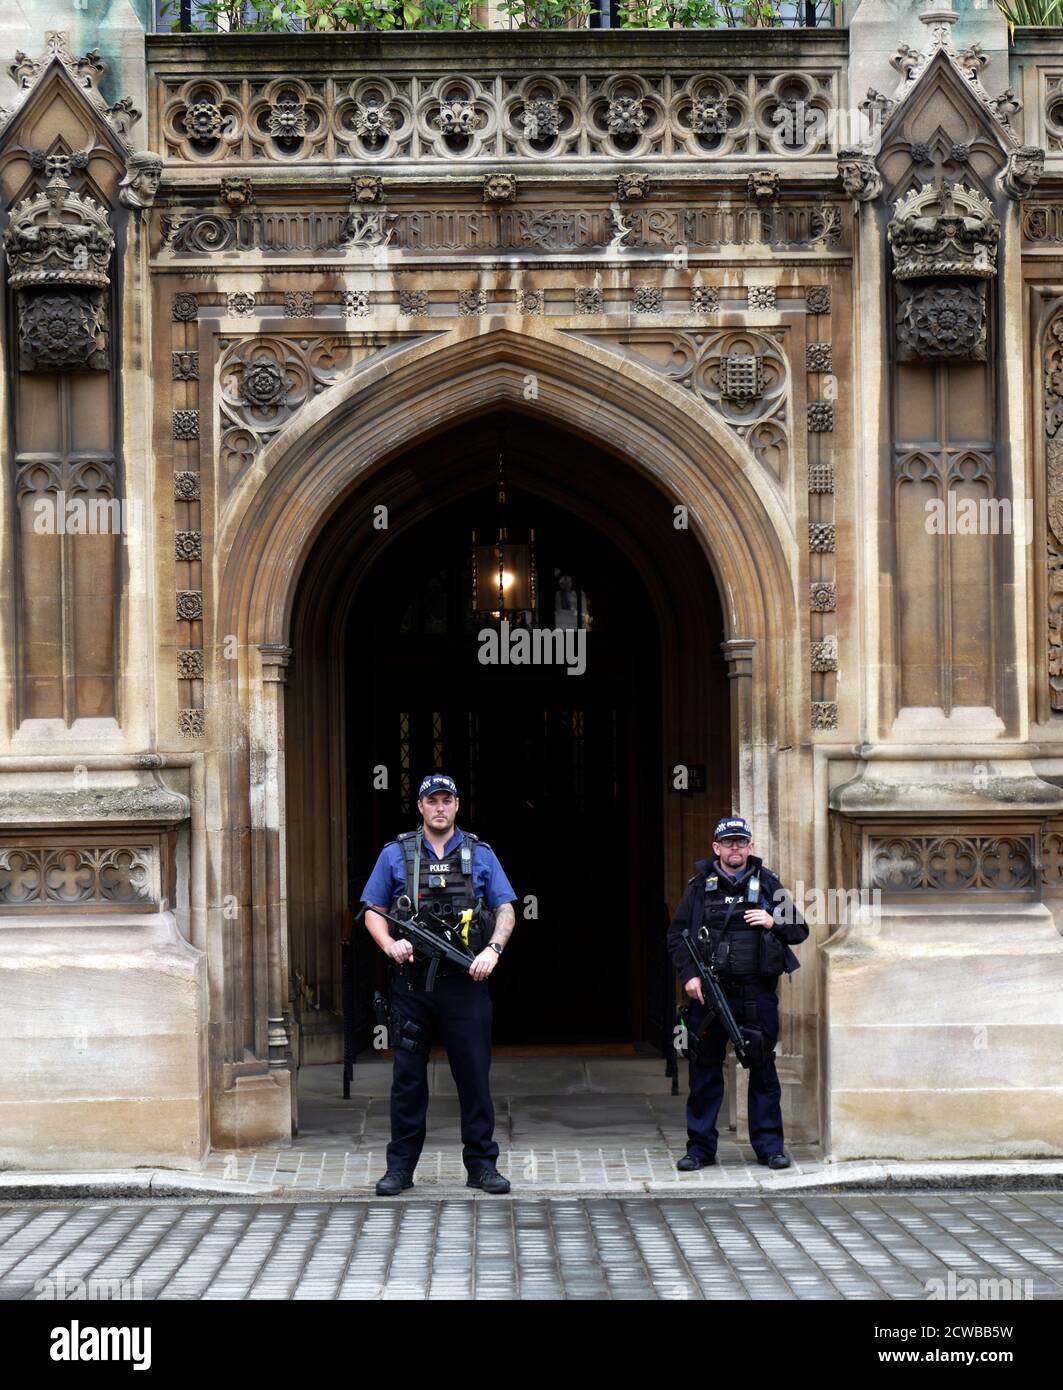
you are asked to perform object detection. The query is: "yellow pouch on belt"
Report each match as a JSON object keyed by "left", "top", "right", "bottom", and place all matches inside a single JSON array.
[{"left": 458, "top": 908, "right": 474, "bottom": 947}]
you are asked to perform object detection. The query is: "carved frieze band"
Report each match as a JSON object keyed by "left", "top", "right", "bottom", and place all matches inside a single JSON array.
[
  {"left": 157, "top": 201, "right": 845, "bottom": 258},
  {"left": 806, "top": 283, "right": 837, "bottom": 732},
  {"left": 0, "top": 844, "right": 159, "bottom": 909},
  {"left": 157, "top": 68, "right": 840, "bottom": 164},
  {"left": 172, "top": 297, "right": 204, "bottom": 738},
  {"left": 869, "top": 835, "right": 1035, "bottom": 892}
]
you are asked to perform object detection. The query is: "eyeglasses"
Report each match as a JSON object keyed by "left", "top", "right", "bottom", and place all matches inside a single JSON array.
[{"left": 717, "top": 839, "right": 751, "bottom": 848}]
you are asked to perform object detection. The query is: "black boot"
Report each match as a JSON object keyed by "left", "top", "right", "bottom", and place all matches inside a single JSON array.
[
  {"left": 466, "top": 1167, "right": 511, "bottom": 1194},
  {"left": 375, "top": 1168, "right": 414, "bottom": 1195}
]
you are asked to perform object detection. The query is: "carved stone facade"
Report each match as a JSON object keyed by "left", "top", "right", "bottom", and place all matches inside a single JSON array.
[{"left": 2, "top": 14, "right": 1063, "bottom": 1174}]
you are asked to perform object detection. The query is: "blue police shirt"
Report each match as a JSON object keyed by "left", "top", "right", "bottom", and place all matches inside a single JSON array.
[{"left": 361, "top": 828, "right": 516, "bottom": 910}]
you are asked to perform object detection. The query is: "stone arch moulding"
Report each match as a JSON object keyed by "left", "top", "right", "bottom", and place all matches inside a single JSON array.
[
  {"left": 208, "top": 322, "right": 803, "bottom": 1144},
  {"left": 219, "top": 323, "right": 798, "bottom": 661}
]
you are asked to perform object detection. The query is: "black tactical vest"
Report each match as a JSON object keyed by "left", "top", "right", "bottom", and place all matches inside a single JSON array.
[
  {"left": 396, "top": 829, "right": 491, "bottom": 953},
  {"left": 700, "top": 869, "right": 765, "bottom": 978}
]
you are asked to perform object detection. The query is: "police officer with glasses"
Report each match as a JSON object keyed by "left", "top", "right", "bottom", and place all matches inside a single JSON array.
[{"left": 666, "top": 816, "right": 808, "bottom": 1172}]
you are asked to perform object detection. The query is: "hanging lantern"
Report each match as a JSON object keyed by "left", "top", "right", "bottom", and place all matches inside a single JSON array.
[{"left": 471, "top": 445, "right": 537, "bottom": 619}]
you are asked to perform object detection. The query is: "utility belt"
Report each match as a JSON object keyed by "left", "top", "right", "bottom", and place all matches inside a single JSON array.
[
  {"left": 396, "top": 958, "right": 469, "bottom": 988},
  {"left": 716, "top": 974, "right": 778, "bottom": 997}
]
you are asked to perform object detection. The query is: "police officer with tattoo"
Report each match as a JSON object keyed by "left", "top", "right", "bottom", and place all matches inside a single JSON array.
[
  {"left": 362, "top": 774, "right": 517, "bottom": 1196},
  {"left": 666, "top": 816, "right": 808, "bottom": 1171}
]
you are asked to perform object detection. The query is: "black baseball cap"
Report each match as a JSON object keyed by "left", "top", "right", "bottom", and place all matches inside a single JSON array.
[
  {"left": 418, "top": 774, "right": 458, "bottom": 799},
  {"left": 714, "top": 816, "right": 752, "bottom": 841}
]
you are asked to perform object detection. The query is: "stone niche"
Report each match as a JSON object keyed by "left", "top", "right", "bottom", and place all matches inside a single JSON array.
[
  {"left": 888, "top": 181, "right": 999, "bottom": 362},
  {"left": 2, "top": 159, "right": 114, "bottom": 371}
]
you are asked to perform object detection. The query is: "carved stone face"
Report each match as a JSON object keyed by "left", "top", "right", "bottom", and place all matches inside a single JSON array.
[{"left": 120, "top": 156, "right": 162, "bottom": 209}]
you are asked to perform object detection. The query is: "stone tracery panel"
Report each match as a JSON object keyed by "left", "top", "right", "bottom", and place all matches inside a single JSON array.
[
  {"left": 869, "top": 834, "right": 1035, "bottom": 892},
  {"left": 155, "top": 65, "right": 840, "bottom": 165},
  {"left": 0, "top": 843, "right": 160, "bottom": 909},
  {"left": 570, "top": 325, "right": 790, "bottom": 477}
]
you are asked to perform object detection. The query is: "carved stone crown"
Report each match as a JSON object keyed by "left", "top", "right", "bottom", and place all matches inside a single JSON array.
[
  {"left": 887, "top": 181, "right": 998, "bottom": 281},
  {"left": 3, "top": 168, "right": 114, "bottom": 290}
]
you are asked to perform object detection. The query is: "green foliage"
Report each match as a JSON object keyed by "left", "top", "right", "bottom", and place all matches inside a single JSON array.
[
  {"left": 164, "top": 0, "right": 477, "bottom": 31},
  {"left": 617, "top": 0, "right": 780, "bottom": 27},
  {"left": 993, "top": 0, "right": 1063, "bottom": 24},
  {"left": 497, "top": 0, "right": 593, "bottom": 27}
]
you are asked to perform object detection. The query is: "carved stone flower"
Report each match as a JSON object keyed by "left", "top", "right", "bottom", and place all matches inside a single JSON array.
[
  {"left": 240, "top": 361, "right": 287, "bottom": 407},
  {"left": 22, "top": 296, "right": 96, "bottom": 367},
  {"left": 909, "top": 141, "right": 933, "bottom": 165},
  {"left": 810, "top": 580, "right": 836, "bottom": 612},
  {"left": 353, "top": 102, "right": 394, "bottom": 142},
  {"left": 438, "top": 99, "right": 479, "bottom": 136},
  {"left": 606, "top": 96, "right": 647, "bottom": 136},
  {"left": 522, "top": 98, "right": 561, "bottom": 142},
  {"left": 690, "top": 97, "right": 729, "bottom": 136},
  {"left": 268, "top": 101, "right": 307, "bottom": 142},
  {"left": 184, "top": 101, "right": 224, "bottom": 142},
  {"left": 905, "top": 285, "right": 983, "bottom": 358},
  {"left": 175, "top": 530, "right": 202, "bottom": 561}
]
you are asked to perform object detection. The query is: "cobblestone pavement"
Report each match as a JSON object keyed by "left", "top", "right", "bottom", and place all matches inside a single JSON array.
[{"left": 1, "top": 1193, "right": 1062, "bottom": 1300}]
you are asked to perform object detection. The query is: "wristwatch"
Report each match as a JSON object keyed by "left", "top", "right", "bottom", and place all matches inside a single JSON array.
[{"left": 488, "top": 942, "right": 503, "bottom": 956}]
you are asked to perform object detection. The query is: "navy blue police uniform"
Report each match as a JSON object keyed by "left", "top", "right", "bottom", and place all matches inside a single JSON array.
[
  {"left": 666, "top": 818, "right": 808, "bottom": 1165},
  {"left": 361, "top": 781, "right": 516, "bottom": 1184}
]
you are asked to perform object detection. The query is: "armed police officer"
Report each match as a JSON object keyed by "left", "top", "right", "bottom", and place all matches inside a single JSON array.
[
  {"left": 361, "top": 774, "right": 517, "bottom": 1196},
  {"left": 666, "top": 816, "right": 808, "bottom": 1171}
]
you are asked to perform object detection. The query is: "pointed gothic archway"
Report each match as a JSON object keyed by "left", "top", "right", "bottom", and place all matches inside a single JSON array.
[{"left": 210, "top": 322, "right": 804, "bottom": 1145}]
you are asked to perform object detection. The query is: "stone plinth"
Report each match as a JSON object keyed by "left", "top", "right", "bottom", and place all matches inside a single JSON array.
[
  {"left": 0, "top": 912, "right": 208, "bottom": 1170},
  {"left": 822, "top": 901, "right": 1063, "bottom": 1159}
]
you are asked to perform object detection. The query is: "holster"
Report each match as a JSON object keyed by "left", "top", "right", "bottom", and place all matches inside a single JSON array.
[{"left": 389, "top": 1003, "right": 431, "bottom": 1056}]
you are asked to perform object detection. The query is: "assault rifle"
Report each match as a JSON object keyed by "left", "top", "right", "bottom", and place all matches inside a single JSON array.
[
  {"left": 681, "top": 927, "right": 753, "bottom": 1069},
  {"left": 368, "top": 894, "right": 477, "bottom": 990}
]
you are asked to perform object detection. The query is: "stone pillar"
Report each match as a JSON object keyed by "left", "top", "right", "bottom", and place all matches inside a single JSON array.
[
  {"left": 721, "top": 637, "right": 755, "bottom": 822},
  {"left": 256, "top": 643, "right": 296, "bottom": 1130}
]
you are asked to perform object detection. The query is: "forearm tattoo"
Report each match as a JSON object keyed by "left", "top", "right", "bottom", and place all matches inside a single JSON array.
[{"left": 490, "top": 902, "right": 515, "bottom": 946}]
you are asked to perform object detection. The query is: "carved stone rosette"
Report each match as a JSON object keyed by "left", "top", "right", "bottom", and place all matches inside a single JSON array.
[
  {"left": 2, "top": 167, "right": 114, "bottom": 371},
  {"left": 888, "top": 182, "right": 998, "bottom": 362}
]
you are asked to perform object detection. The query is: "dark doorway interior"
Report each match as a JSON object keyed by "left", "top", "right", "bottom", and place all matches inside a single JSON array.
[
  {"left": 347, "top": 484, "right": 664, "bottom": 1046},
  {"left": 285, "top": 411, "right": 731, "bottom": 1073}
]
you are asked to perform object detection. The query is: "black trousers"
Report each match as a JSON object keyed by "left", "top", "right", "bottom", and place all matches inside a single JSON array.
[
  {"left": 685, "top": 984, "right": 784, "bottom": 1162},
  {"left": 386, "top": 969, "right": 498, "bottom": 1175}
]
